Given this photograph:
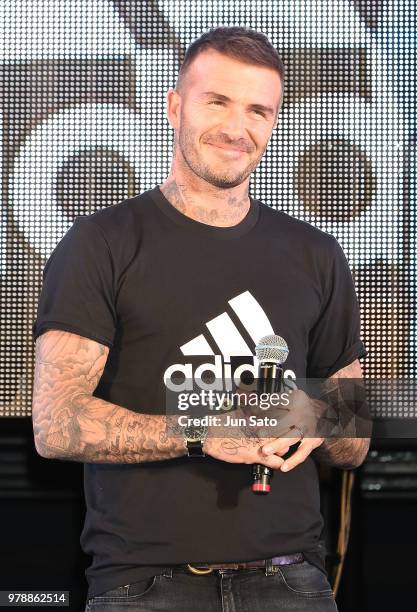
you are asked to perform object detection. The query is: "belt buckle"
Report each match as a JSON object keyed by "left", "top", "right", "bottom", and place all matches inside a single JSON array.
[{"left": 186, "top": 563, "right": 214, "bottom": 575}]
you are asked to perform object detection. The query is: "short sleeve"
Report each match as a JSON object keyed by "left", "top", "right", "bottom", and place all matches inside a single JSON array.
[
  {"left": 306, "top": 237, "right": 367, "bottom": 378},
  {"left": 32, "top": 216, "right": 116, "bottom": 348}
]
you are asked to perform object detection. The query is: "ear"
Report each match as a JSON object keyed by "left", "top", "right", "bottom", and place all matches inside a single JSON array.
[{"left": 166, "top": 87, "right": 181, "bottom": 130}]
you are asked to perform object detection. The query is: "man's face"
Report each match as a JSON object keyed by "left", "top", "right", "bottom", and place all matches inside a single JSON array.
[{"left": 172, "top": 49, "right": 283, "bottom": 189}]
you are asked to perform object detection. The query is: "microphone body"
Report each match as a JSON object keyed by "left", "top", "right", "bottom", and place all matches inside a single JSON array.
[
  {"left": 252, "top": 361, "right": 283, "bottom": 494},
  {"left": 252, "top": 334, "right": 289, "bottom": 495},
  {"left": 257, "top": 361, "right": 283, "bottom": 395}
]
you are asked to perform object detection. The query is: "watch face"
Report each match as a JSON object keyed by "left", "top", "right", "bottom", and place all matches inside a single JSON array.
[{"left": 184, "top": 426, "right": 207, "bottom": 441}]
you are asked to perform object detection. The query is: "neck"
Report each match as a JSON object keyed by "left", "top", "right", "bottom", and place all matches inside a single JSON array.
[{"left": 159, "top": 176, "right": 250, "bottom": 227}]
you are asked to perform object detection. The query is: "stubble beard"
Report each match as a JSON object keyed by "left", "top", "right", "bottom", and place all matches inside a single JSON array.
[{"left": 176, "top": 125, "right": 265, "bottom": 189}]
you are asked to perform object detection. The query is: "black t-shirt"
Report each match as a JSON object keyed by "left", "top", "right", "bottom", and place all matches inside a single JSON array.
[{"left": 33, "top": 186, "right": 366, "bottom": 598}]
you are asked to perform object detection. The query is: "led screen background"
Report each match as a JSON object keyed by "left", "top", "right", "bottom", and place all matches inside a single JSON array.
[{"left": 0, "top": 1, "right": 415, "bottom": 417}]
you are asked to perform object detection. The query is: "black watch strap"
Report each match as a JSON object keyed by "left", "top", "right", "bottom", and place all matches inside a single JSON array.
[{"left": 186, "top": 440, "right": 206, "bottom": 457}]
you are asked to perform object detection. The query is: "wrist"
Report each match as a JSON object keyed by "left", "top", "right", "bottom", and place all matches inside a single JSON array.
[{"left": 183, "top": 423, "right": 208, "bottom": 457}]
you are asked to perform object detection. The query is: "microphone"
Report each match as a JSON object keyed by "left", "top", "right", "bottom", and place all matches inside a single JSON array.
[{"left": 252, "top": 334, "right": 289, "bottom": 495}]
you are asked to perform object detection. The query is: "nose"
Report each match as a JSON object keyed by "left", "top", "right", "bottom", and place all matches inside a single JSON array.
[{"left": 221, "top": 108, "right": 247, "bottom": 141}]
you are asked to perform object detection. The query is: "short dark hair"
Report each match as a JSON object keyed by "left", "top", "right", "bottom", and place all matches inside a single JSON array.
[{"left": 175, "top": 26, "right": 285, "bottom": 115}]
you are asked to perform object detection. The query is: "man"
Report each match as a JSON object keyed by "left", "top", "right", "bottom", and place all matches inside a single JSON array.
[{"left": 32, "top": 26, "right": 370, "bottom": 611}]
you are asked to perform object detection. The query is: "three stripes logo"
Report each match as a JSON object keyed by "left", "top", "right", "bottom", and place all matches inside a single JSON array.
[{"left": 163, "top": 290, "right": 295, "bottom": 391}]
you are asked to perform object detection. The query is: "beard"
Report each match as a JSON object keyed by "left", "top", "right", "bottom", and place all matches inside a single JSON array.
[{"left": 177, "top": 124, "right": 266, "bottom": 189}]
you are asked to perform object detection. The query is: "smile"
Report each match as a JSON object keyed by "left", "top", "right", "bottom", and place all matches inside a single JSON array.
[{"left": 206, "top": 143, "right": 247, "bottom": 158}]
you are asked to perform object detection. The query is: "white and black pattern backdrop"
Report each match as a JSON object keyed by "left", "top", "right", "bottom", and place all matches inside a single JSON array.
[{"left": 0, "top": 1, "right": 415, "bottom": 416}]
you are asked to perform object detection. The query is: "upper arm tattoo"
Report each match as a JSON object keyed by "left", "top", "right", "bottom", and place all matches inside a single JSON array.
[{"left": 32, "top": 330, "right": 109, "bottom": 457}]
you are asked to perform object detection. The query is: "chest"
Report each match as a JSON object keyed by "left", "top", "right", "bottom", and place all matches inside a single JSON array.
[{"left": 114, "top": 238, "right": 323, "bottom": 379}]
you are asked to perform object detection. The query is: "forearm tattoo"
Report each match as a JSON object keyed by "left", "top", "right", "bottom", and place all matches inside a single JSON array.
[
  {"left": 32, "top": 331, "right": 187, "bottom": 463},
  {"left": 311, "top": 362, "right": 371, "bottom": 469}
]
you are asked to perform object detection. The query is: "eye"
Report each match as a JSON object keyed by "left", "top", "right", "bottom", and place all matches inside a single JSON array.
[{"left": 208, "top": 101, "right": 266, "bottom": 118}]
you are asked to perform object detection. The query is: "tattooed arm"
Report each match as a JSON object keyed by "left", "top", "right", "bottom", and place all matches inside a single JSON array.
[
  {"left": 309, "top": 359, "right": 371, "bottom": 470},
  {"left": 32, "top": 329, "right": 188, "bottom": 463}
]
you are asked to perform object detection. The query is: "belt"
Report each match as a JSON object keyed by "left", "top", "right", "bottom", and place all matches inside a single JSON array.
[{"left": 186, "top": 552, "right": 304, "bottom": 575}]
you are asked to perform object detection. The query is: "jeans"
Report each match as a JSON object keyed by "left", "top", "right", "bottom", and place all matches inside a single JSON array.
[{"left": 85, "top": 560, "right": 338, "bottom": 611}]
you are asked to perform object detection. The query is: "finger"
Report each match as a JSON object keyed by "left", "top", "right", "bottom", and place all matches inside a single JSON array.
[
  {"left": 254, "top": 446, "right": 285, "bottom": 469},
  {"left": 258, "top": 454, "right": 285, "bottom": 470},
  {"left": 262, "top": 437, "right": 301, "bottom": 455},
  {"left": 260, "top": 441, "right": 291, "bottom": 457},
  {"left": 280, "top": 441, "right": 314, "bottom": 472}
]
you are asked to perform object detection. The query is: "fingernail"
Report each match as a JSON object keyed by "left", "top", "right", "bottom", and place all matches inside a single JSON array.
[
  {"left": 263, "top": 446, "right": 272, "bottom": 454},
  {"left": 281, "top": 464, "right": 289, "bottom": 472}
]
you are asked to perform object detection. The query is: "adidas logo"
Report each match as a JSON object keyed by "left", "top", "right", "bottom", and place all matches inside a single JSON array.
[{"left": 163, "top": 291, "right": 296, "bottom": 391}]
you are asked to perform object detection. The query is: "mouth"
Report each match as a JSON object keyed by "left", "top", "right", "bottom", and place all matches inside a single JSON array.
[{"left": 206, "top": 143, "right": 247, "bottom": 158}]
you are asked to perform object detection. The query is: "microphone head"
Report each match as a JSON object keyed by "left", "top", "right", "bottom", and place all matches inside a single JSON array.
[{"left": 255, "top": 334, "right": 289, "bottom": 365}]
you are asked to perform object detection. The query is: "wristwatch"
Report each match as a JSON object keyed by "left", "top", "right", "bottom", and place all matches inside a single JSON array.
[{"left": 184, "top": 424, "right": 208, "bottom": 457}]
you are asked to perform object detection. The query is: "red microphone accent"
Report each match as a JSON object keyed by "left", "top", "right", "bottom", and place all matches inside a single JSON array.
[{"left": 252, "top": 482, "right": 271, "bottom": 493}]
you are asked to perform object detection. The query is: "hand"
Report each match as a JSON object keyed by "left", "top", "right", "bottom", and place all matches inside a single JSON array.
[
  {"left": 258, "top": 388, "right": 326, "bottom": 472},
  {"left": 204, "top": 435, "right": 288, "bottom": 470},
  {"left": 204, "top": 402, "right": 291, "bottom": 470},
  {"left": 262, "top": 433, "right": 325, "bottom": 472},
  {"left": 206, "top": 385, "right": 328, "bottom": 473}
]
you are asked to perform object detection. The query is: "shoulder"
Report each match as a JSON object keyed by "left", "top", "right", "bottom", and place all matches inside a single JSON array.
[
  {"left": 69, "top": 189, "right": 155, "bottom": 263},
  {"left": 81, "top": 189, "right": 154, "bottom": 237},
  {"left": 257, "top": 200, "right": 339, "bottom": 254},
  {"left": 54, "top": 190, "right": 156, "bottom": 280}
]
